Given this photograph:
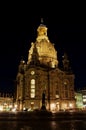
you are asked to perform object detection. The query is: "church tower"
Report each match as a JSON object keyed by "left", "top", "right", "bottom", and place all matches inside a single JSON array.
[{"left": 16, "top": 20, "right": 76, "bottom": 111}]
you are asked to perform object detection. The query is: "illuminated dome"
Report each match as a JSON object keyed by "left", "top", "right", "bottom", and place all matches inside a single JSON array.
[{"left": 28, "top": 22, "right": 58, "bottom": 68}]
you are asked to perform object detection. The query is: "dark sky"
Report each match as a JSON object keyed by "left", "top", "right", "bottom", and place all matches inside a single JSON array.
[{"left": 0, "top": 4, "right": 86, "bottom": 93}]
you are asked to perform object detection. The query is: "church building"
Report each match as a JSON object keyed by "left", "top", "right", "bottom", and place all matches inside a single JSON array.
[{"left": 16, "top": 20, "right": 76, "bottom": 111}]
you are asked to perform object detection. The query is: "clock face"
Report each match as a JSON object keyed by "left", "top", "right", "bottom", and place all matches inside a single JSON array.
[
  {"left": 31, "top": 71, "right": 35, "bottom": 75},
  {"left": 64, "top": 80, "right": 67, "bottom": 85}
]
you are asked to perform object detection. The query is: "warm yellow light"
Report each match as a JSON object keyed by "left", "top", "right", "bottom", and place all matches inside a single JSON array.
[
  {"left": 12, "top": 108, "right": 16, "bottom": 112},
  {"left": 83, "top": 99, "right": 86, "bottom": 102},
  {"left": 0, "top": 105, "right": 3, "bottom": 111},
  {"left": 23, "top": 107, "right": 26, "bottom": 110},
  {"left": 31, "top": 93, "right": 35, "bottom": 98},
  {"left": 50, "top": 103, "right": 56, "bottom": 111},
  {"left": 9, "top": 105, "right": 13, "bottom": 108},
  {"left": 69, "top": 103, "right": 73, "bottom": 108},
  {"left": 14, "top": 104, "right": 17, "bottom": 108}
]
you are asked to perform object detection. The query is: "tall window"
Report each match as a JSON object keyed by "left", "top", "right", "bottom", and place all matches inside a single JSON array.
[{"left": 30, "top": 79, "right": 35, "bottom": 98}]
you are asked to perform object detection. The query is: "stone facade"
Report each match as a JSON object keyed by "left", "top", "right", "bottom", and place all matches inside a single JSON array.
[{"left": 16, "top": 21, "right": 76, "bottom": 111}]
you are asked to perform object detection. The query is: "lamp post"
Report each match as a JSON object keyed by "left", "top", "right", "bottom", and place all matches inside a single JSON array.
[{"left": 41, "top": 91, "right": 46, "bottom": 110}]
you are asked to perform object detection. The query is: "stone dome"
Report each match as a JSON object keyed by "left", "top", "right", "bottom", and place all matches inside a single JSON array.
[{"left": 28, "top": 23, "right": 58, "bottom": 68}]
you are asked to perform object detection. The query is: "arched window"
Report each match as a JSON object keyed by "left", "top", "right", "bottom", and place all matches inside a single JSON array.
[{"left": 30, "top": 79, "right": 35, "bottom": 98}]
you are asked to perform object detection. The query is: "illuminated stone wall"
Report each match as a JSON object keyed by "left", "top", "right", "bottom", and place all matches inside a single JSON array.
[{"left": 16, "top": 21, "right": 75, "bottom": 111}]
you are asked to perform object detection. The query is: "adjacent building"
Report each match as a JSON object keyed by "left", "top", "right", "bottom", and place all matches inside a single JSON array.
[
  {"left": 77, "top": 89, "right": 86, "bottom": 109},
  {"left": 75, "top": 92, "right": 83, "bottom": 109},
  {"left": 0, "top": 93, "right": 13, "bottom": 111},
  {"left": 16, "top": 21, "right": 76, "bottom": 111}
]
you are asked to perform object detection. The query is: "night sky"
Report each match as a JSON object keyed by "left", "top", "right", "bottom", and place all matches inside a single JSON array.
[{"left": 0, "top": 5, "right": 86, "bottom": 93}]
